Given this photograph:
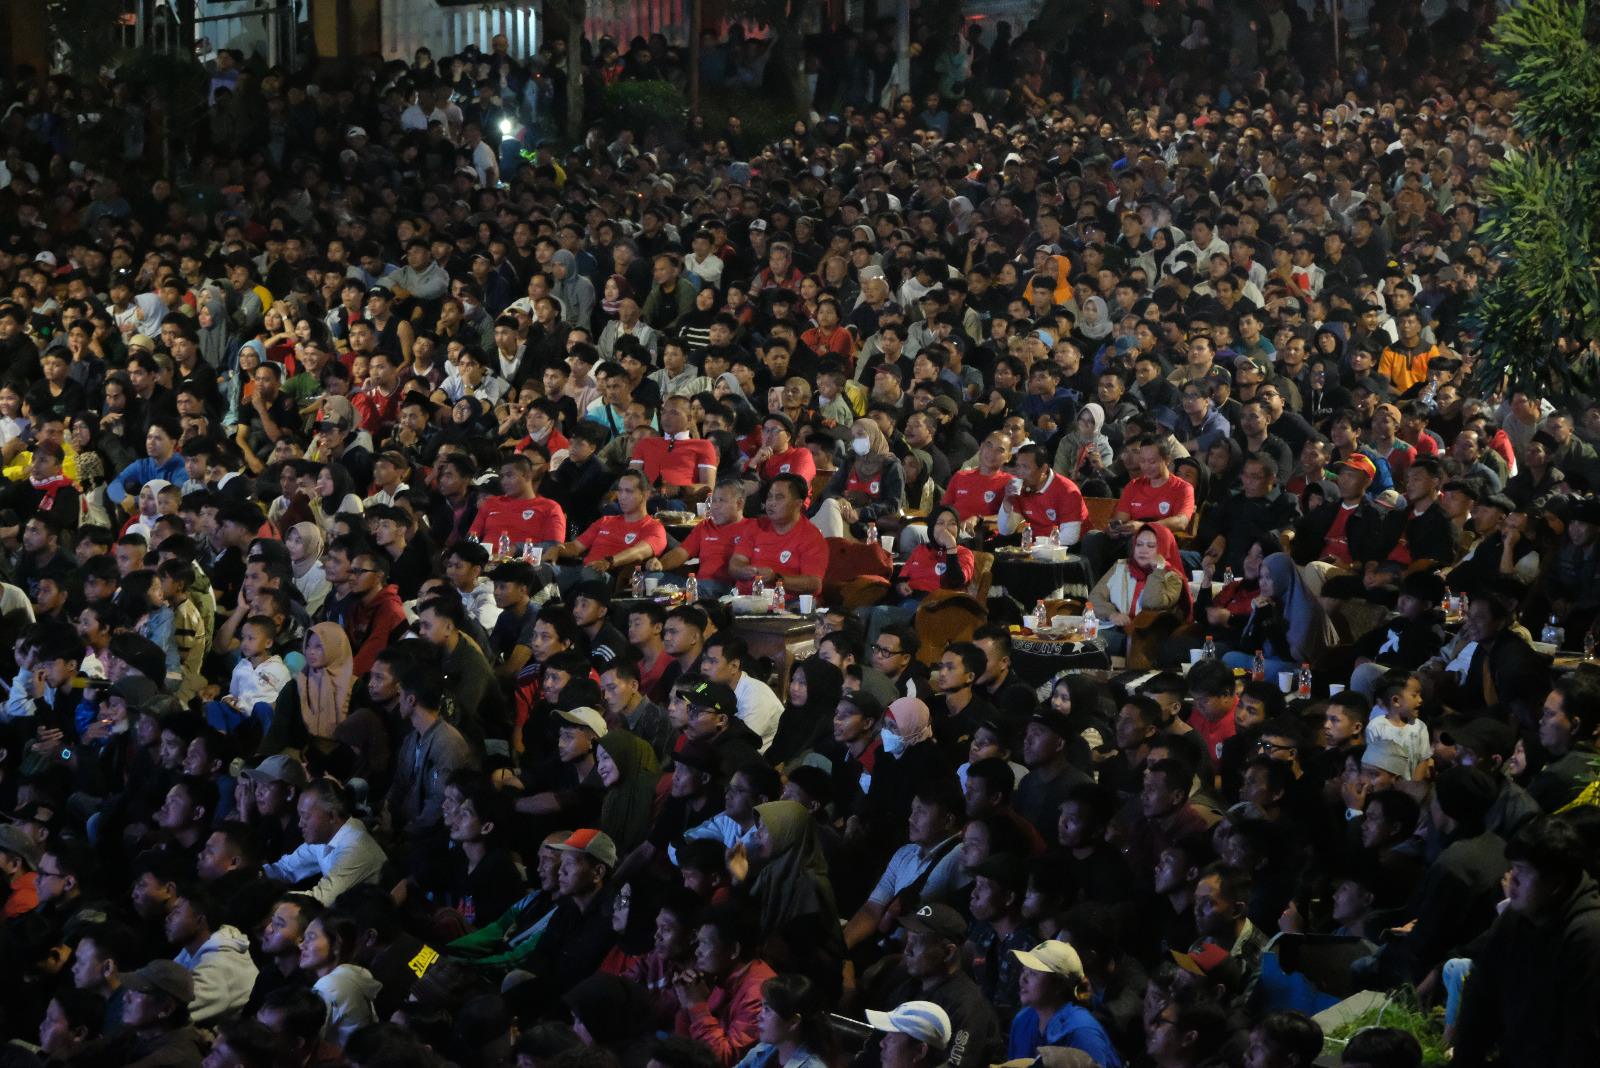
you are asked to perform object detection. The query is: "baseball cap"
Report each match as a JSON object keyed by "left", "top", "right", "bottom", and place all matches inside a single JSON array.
[
  {"left": 127, "top": 334, "right": 157, "bottom": 353},
  {"left": 554, "top": 707, "right": 609, "bottom": 736},
  {"left": 1031, "top": 329, "right": 1056, "bottom": 347},
  {"left": 764, "top": 412, "right": 796, "bottom": 437},
  {"left": 242, "top": 754, "right": 311, "bottom": 788},
  {"left": 864, "top": 1001, "right": 952, "bottom": 1051},
  {"left": 1030, "top": 708, "right": 1075, "bottom": 740},
  {"left": 683, "top": 679, "right": 738, "bottom": 720},
  {"left": 1441, "top": 717, "right": 1516, "bottom": 763},
  {"left": 366, "top": 286, "right": 393, "bottom": 300},
  {"left": 674, "top": 739, "right": 724, "bottom": 775},
  {"left": 8, "top": 801, "right": 58, "bottom": 832},
  {"left": 749, "top": 219, "right": 768, "bottom": 232},
  {"left": 34, "top": 251, "right": 56, "bottom": 268},
  {"left": 119, "top": 960, "right": 196, "bottom": 1004},
  {"left": 1011, "top": 939, "right": 1086, "bottom": 980},
  {"left": 315, "top": 396, "right": 357, "bottom": 432},
  {"left": 1171, "top": 942, "right": 1231, "bottom": 976},
  {"left": 897, "top": 903, "right": 968, "bottom": 944},
  {"left": 969, "top": 853, "right": 1030, "bottom": 892},
  {"left": 1334, "top": 453, "right": 1378, "bottom": 481},
  {"left": 551, "top": 828, "right": 618, "bottom": 868},
  {"left": 929, "top": 396, "right": 958, "bottom": 416},
  {"left": 0, "top": 825, "right": 39, "bottom": 871},
  {"left": 347, "top": 126, "right": 368, "bottom": 139}
]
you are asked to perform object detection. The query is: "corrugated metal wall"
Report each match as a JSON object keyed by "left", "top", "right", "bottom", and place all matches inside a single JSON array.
[{"left": 378, "top": 0, "right": 542, "bottom": 61}]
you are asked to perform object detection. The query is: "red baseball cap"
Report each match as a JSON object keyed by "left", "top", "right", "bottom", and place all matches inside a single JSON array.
[{"left": 1336, "top": 453, "right": 1378, "bottom": 482}]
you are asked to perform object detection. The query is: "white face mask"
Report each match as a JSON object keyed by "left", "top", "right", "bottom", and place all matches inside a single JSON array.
[
  {"left": 881, "top": 729, "right": 906, "bottom": 755},
  {"left": 852, "top": 437, "right": 872, "bottom": 456}
]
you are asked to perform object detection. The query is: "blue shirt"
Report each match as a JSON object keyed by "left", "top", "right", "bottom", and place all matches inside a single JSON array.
[
  {"left": 1007, "top": 1003, "right": 1121, "bottom": 1067},
  {"left": 106, "top": 453, "right": 188, "bottom": 502}
]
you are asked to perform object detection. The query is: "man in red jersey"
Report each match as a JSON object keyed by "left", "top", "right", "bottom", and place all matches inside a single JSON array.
[
  {"left": 546, "top": 470, "right": 668, "bottom": 592},
  {"left": 1113, "top": 439, "right": 1195, "bottom": 534},
  {"left": 648, "top": 477, "right": 750, "bottom": 599},
  {"left": 997, "top": 443, "right": 1090, "bottom": 546},
  {"left": 943, "top": 432, "right": 1014, "bottom": 533},
  {"left": 743, "top": 413, "right": 817, "bottom": 496},
  {"left": 468, "top": 453, "right": 567, "bottom": 548},
  {"left": 629, "top": 395, "right": 718, "bottom": 506},
  {"left": 728, "top": 473, "right": 826, "bottom": 595}
]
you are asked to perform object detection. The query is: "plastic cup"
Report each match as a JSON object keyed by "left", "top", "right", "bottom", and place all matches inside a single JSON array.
[
  {"left": 1025, "top": 615, "right": 1039, "bottom": 631},
  {"left": 798, "top": 594, "right": 815, "bottom": 614},
  {"left": 1189, "top": 648, "right": 1204, "bottom": 664},
  {"left": 880, "top": 535, "right": 895, "bottom": 553},
  {"left": 526, "top": 547, "right": 542, "bottom": 566},
  {"left": 644, "top": 577, "right": 660, "bottom": 593},
  {"left": 1278, "top": 671, "right": 1295, "bottom": 693},
  {"left": 1191, "top": 569, "right": 1205, "bottom": 583},
  {"left": 695, "top": 502, "right": 708, "bottom": 517},
  {"left": 1328, "top": 684, "right": 1346, "bottom": 695}
]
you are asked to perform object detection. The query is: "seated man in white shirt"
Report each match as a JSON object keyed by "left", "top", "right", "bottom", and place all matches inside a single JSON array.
[
  {"left": 698, "top": 632, "right": 783, "bottom": 752},
  {"left": 261, "top": 779, "right": 387, "bottom": 905}
]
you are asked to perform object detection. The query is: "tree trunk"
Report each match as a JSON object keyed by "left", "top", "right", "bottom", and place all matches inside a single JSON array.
[
  {"left": 776, "top": 7, "right": 814, "bottom": 120},
  {"left": 688, "top": 0, "right": 701, "bottom": 115}
]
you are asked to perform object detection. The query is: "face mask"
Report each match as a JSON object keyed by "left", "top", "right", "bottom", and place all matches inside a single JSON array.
[
  {"left": 852, "top": 437, "right": 871, "bottom": 456},
  {"left": 881, "top": 729, "right": 905, "bottom": 755}
]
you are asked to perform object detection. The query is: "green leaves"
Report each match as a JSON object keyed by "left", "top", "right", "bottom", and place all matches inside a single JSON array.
[{"left": 1469, "top": 0, "right": 1600, "bottom": 394}]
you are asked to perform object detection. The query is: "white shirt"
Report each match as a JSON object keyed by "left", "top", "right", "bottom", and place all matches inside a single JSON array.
[
  {"left": 262, "top": 818, "right": 388, "bottom": 904},
  {"left": 733, "top": 673, "right": 784, "bottom": 752}
]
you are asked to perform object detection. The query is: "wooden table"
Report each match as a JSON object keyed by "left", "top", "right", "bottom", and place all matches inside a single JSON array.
[{"left": 732, "top": 613, "right": 816, "bottom": 697}]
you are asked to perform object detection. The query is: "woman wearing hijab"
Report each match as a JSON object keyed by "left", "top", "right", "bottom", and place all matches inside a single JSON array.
[
  {"left": 598, "top": 274, "right": 634, "bottom": 320},
  {"left": 1071, "top": 296, "right": 1115, "bottom": 357},
  {"left": 551, "top": 249, "right": 596, "bottom": 329},
  {"left": 123, "top": 478, "right": 172, "bottom": 540},
  {"left": 1163, "top": 533, "right": 1277, "bottom": 667},
  {"left": 902, "top": 448, "right": 937, "bottom": 514},
  {"left": 1173, "top": 455, "right": 1213, "bottom": 513},
  {"left": 744, "top": 801, "right": 844, "bottom": 1004},
  {"left": 867, "top": 697, "right": 954, "bottom": 846},
  {"left": 287, "top": 521, "right": 331, "bottom": 615},
  {"left": 813, "top": 418, "right": 905, "bottom": 539},
  {"left": 596, "top": 730, "right": 660, "bottom": 855},
  {"left": 198, "top": 294, "right": 238, "bottom": 378},
  {"left": 312, "top": 462, "right": 363, "bottom": 535},
  {"left": 1222, "top": 552, "right": 1336, "bottom": 679},
  {"left": 863, "top": 505, "right": 976, "bottom": 641},
  {"left": 766, "top": 658, "right": 845, "bottom": 769},
  {"left": 1053, "top": 402, "right": 1116, "bottom": 484},
  {"left": 264, "top": 621, "right": 354, "bottom": 756},
  {"left": 1087, "top": 522, "right": 1189, "bottom": 657}
]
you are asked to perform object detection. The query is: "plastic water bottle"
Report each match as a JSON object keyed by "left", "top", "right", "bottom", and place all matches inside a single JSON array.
[
  {"left": 1082, "top": 606, "right": 1099, "bottom": 640},
  {"left": 752, "top": 575, "right": 764, "bottom": 599},
  {"left": 1544, "top": 614, "right": 1566, "bottom": 649},
  {"left": 1033, "top": 600, "right": 1048, "bottom": 629},
  {"left": 1444, "top": 587, "right": 1457, "bottom": 615},
  {"left": 1020, "top": 523, "right": 1034, "bottom": 551},
  {"left": 685, "top": 575, "right": 699, "bottom": 602},
  {"left": 1298, "top": 664, "right": 1312, "bottom": 697},
  {"left": 1542, "top": 615, "right": 1560, "bottom": 646},
  {"left": 866, "top": 521, "right": 879, "bottom": 546},
  {"left": 772, "top": 578, "right": 785, "bottom": 611},
  {"left": 1222, "top": 567, "right": 1235, "bottom": 585},
  {"left": 1586, "top": 631, "right": 1596, "bottom": 660},
  {"left": 630, "top": 569, "right": 645, "bottom": 597},
  {"left": 1252, "top": 650, "right": 1266, "bottom": 680},
  {"left": 1202, "top": 635, "right": 1216, "bottom": 659},
  {"left": 522, "top": 541, "right": 536, "bottom": 564},
  {"left": 497, "top": 533, "right": 512, "bottom": 558}
]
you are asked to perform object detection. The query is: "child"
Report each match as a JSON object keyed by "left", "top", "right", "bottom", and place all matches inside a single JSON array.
[
  {"left": 958, "top": 716, "right": 1028, "bottom": 790},
  {"left": 207, "top": 616, "right": 291, "bottom": 735},
  {"left": 815, "top": 369, "right": 856, "bottom": 427},
  {"left": 1366, "top": 670, "right": 1431, "bottom": 778},
  {"left": 156, "top": 559, "right": 207, "bottom": 705},
  {"left": 117, "top": 571, "right": 178, "bottom": 680}
]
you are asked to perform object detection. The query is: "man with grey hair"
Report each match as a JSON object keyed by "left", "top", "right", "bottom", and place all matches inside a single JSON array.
[{"left": 261, "top": 779, "right": 386, "bottom": 904}]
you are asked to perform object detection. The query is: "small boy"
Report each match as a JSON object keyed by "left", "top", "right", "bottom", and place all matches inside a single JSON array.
[
  {"left": 207, "top": 616, "right": 290, "bottom": 734},
  {"left": 1366, "top": 670, "right": 1431, "bottom": 778},
  {"left": 156, "top": 559, "right": 207, "bottom": 705},
  {"left": 816, "top": 369, "right": 855, "bottom": 427}
]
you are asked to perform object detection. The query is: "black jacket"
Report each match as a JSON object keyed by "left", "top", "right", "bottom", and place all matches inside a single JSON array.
[
  {"left": 1291, "top": 497, "right": 1388, "bottom": 565},
  {"left": 1199, "top": 488, "right": 1300, "bottom": 572},
  {"left": 1379, "top": 500, "right": 1457, "bottom": 566},
  {"left": 1453, "top": 875, "right": 1600, "bottom": 1068}
]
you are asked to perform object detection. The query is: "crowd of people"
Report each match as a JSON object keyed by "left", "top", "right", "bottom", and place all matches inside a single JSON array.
[{"left": 0, "top": 3, "right": 1595, "bottom": 1068}]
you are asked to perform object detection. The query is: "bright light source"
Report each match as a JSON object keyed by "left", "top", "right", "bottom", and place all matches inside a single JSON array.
[{"left": 500, "top": 120, "right": 513, "bottom": 136}]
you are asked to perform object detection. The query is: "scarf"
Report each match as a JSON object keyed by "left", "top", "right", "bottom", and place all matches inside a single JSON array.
[
  {"left": 886, "top": 696, "right": 934, "bottom": 746},
  {"left": 1129, "top": 522, "right": 1192, "bottom": 616},
  {"left": 1078, "top": 296, "right": 1114, "bottom": 340},
  {"left": 597, "top": 730, "right": 660, "bottom": 855},
  {"left": 600, "top": 274, "right": 633, "bottom": 317},
  {"left": 290, "top": 521, "right": 326, "bottom": 580},
  {"left": 30, "top": 472, "right": 73, "bottom": 511},
  {"left": 298, "top": 622, "right": 353, "bottom": 740},
  {"left": 199, "top": 298, "right": 232, "bottom": 370},
  {"left": 851, "top": 418, "right": 892, "bottom": 479},
  {"left": 749, "top": 800, "right": 835, "bottom": 937},
  {"left": 1260, "top": 552, "right": 1336, "bottom": 663}
]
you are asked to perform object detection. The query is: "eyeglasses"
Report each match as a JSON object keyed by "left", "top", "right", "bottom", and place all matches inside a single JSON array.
[
  {"left": 36, "top": 868, "right": 65, "bottom": 879},
  {"left": 1257, "top": 740, "right": 1295, "bottom": 752},
  {"left": 871, "top": 644, "right": 906, "bottom": 657},
  {"left": 347, "top": 567, "right": 377, "bottom": 576}
]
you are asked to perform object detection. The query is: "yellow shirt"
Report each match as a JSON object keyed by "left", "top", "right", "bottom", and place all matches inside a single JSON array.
[{"left": 3, "top": 442, "right": 80, "bottom": 483}]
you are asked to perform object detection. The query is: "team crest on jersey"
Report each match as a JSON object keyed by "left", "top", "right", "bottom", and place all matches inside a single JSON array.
[
  {"left": 522, "top": 510, "right": 535, "bottom": 520},
  {"left": 780, "top": 464, "right": 791, "bottom": 472},
  {"left": 983, "top": 491, "right": 995, "bottom": 502},
  {"left": 1046, "top": 509, "right": 1056, "bottom": 520},
  {"left": 869, "top": 481, "right": 880, "bottom": 494},
  {"left": 935, "top": 563, "right": 947, "bottom": 575},
  {"left": 780, "top": 551, "right": 792, "bottom": 563},
  {"left": 1159, "top": 501, "right": 1171, "bottom": 515},
  {"left": 624, "top": 533, "right": 637, "bottom": 544}
]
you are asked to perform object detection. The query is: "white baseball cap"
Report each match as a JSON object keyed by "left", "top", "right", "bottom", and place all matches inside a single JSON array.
[
  {"left": 1012, "top": 939, "right": 1086, "bottom": 980},
  {"left": 865, "top": 1002, "right": 951, "bottom": 1050},
  {"left": 554, "top": 706, "right": 608, "bottom": 736}
]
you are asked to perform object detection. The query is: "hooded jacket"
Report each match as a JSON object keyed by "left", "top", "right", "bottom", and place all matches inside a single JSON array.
[
  {"left": 1453, "top": 875, "right": 1600, "bottom": 1067},
  {"left": 345, "top": 583, "right": 407, "bottom": 676},
  {"left": 314, "top": 962, "right": 383, "bottom": 1046},
  {"left": 176, "top": 924, "right": 259, "bottom": 1024}
]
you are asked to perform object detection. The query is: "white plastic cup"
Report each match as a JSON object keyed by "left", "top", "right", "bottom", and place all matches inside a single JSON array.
[
  {"left": 1191, "top": 569, "right": 1205, "bottom": 583},
  {"left": 1025, "top": 614, "right": 1039, "bottom": 631},
  {"left": 880, "top": 535, "right": 895, "bottom": 553},
  {"left": 695, "top": 502, "right": 708, "bottom": 517},
  {"left": 644, "top": 577, "right": 660, "bottom": 593},
  {"left": 798, "top": 594, "right": 815, "bottom": 614},
  {"left": 1189, "top": 648, "right": 1204, "bottom": 664},
  {"left": 526, "top": 547, "right": 542, "bottom": 566},
  {"left": 1328, "top": 684, "right": 1345, "bottom": 695},
  {"left": 1278, "top": 671, "right": 1295, "bottom": 693}
]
